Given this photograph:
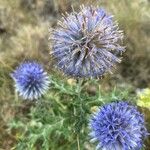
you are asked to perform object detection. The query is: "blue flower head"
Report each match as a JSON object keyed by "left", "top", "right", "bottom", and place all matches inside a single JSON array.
[
  {"left": 51, "top": 5, "right": 125, "bottom": 78},
  {"left": 89, "top": 101, "right": 148, "bottom": 150},
  {"left": 11, "top": 61, "right": 50, "bottom": 100}
]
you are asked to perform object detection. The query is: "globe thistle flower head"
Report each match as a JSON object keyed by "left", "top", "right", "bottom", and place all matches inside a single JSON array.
[
  {"left": 11, "top": 61, "right": 50, "bottom": 100},
  {"left": 51, "top": 5, "right": 125, "bottom": 78},
  {"left": 89, "top": 101, "right": 148, "bottom": 150}
]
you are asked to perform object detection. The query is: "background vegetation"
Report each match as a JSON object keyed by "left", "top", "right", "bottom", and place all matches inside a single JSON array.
[{"left": 0, "top": 0, "right": 150, "bottom": 149}]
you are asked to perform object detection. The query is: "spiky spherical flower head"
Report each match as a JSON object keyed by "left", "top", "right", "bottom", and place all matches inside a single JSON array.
[
  {"left": 89, "top": 101, "right": 148, "bottom": 150},
  {"left": 11, "top": 61, "right": 50, "bottom": 100},
  {"left": 50, "top": 5, "right": 125, "bottom": 78}
]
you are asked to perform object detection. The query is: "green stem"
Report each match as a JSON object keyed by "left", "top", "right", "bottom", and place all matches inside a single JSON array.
[
  {"left": 76, "top": 79, "right": 84, "bottom": 95},
  {"left": 77, "top": 134, "right": 80, "bottom": 150},
  {"left": 15, "top": 90, "right": 19, "bottom": 103},
  {"left": 76, "top": 79, "right": 85, "bottom": 149}
]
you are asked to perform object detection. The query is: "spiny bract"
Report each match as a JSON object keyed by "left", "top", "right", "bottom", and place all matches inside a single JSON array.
[
  {"left": 89, "top": 101, "right": 148, "bottom": 150},
  {"left": 51, "top": 5, "right": 125, "bottom": 78},
  {"left": 11, "top": 61, "right": 50, "bottom": 100}
]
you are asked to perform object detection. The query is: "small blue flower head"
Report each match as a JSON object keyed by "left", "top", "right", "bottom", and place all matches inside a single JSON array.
[
  {"left": 50, "top": 5, "right": 125, "bottom": 78},
  {"left": 89, "top": 101, "right": 148, "bottom": 150},
  {"left": 11, "top": 61, "right": 50, "bottom": 100}
]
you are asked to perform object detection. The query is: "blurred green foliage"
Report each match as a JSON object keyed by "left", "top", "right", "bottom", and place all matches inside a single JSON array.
[{"left": 8, "top": 76, "right": 133, "bottom": 150}]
